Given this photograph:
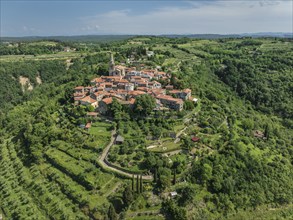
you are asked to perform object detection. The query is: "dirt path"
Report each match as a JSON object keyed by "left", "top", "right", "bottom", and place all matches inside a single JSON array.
[
  {"left": 98, "top": 129, "right": 153, "bottom": 181},
  {"left": 174, "top": 126, "right": 187, "bottom": 143},
  {"left": 127, "top": 210, "right": 161, "bottom": 218},
  {"left": 162, "top": 149, "right": 182, "bottom": 157},
  {"left": 100, "top": 175, "right": 115, "bottom": 191},
  {"left": 103, "top": 182, "right": 122, "bottom": 197}
]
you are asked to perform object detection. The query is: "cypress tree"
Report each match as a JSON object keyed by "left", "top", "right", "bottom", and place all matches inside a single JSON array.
[
  {"left": 123, "top": 185, "right": 134, "bottom": 207},
  {"left": 264, "top": 123, "right": 271, "bottom": 140},
  {"left": 136, "top": 175, "right": 139, "bottom": 193},
  {"left": 132, "top": 174, "right": 134, "bottom": 191},
  {"left": 108, "top": 203, "right": 118, "bottom": 220},
  {"left": 140, "top": 175, "right": 143, "bottom": 193},
  {"left": 173, "top": 169, "right": 176, "bottom": 185}
]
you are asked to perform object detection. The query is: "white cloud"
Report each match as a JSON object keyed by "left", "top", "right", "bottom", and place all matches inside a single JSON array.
[
  {"left": 22, "top": 25, "right": 37, "bottom": 34},
  {"left": 79, "top": 1, "right": 292, "bottom": 34}
]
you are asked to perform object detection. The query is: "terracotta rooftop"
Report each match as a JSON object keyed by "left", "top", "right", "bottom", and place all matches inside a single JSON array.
[
  {"left": 102, "top": 97, "right": 113, "bottom": 104},
  {"left": 118, "top": 98, "right": 136, "bottom": 105},
  {"left": 157, "top": 71, "right": 167, "bottom": 75},
  {"left": 169, "top": 90, "right": 182, "bottom": 94},
  {"left": 75, "top": 86, "right": 84, "bottom": 90},
  {"left": 91, "top": 77, "right": 104, "bottom": 83},
  {"left": 80, "top": 96, "right": 97, "bottom": 103},
  {"left": 128, "top": 90, "right": 146, "bottom": 96},
  {"left": 118, "top": 79, "right": 129, "bottom": 83},
  {"left": 156, "top": 94, "right": 183, "bottom": 104},
  {"left": 94, "top": 91, "right": 105, "bottom": 96},
  {"left": 85, "top": 122, "right": 91, "bottom": 129},
  {"left": 137, "top": 87, "right": 149, "bottom": 92},
  {"left": 102, "top": 75, "right": 121, "bottom": 78}
]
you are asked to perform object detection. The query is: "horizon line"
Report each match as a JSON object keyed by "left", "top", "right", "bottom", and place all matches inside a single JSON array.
[{"left": 1, "top": 32, "right": 292, "bottom": 38}]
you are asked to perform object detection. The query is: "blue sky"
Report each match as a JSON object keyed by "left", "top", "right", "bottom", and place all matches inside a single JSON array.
[{"left": 1, "top": 0, "right": 292, "bottom": 36}]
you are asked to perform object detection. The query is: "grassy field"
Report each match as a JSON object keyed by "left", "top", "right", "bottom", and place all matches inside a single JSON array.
[
  {"left": 227, "top": 204, "right": 293, "bottom": 220},
  {"left": 0, "top": 51, "right": 82, "bottom": 62},
  {"left": 148, "top": 139, "right": 181, "bottom": 153},
  {"left": 87, "top": 120, "right": 112, "bottom": 150},
  {"left": 89, "top": 121, "right": 112, "bottom": 136}
]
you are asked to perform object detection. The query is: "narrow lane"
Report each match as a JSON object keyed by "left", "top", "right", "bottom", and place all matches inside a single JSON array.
[{"left": 97, "top": 129, "right": 153, "bottom": 181}]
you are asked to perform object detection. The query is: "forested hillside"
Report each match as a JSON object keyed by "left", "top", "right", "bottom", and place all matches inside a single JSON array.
[{"left": 0, "top": 37, "right": 292, "bottom": 219}]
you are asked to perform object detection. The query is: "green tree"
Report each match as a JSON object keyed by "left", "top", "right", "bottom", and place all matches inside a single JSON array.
[
  {"left": 123, "top": 185, "right": 134, "bottom": 207},
  {"left": 136, "top": 175, "right": 140, "bottom": 193},
  {"left": 110, "top": 98, "right": 123, "bottom": 121},
  {"left": 162, "top": 200, "right": 187, "bottom": 220},
  {"left": 107, "top": 203, "right": 118, "bottom": 220},
  {"left": 140, "top": 175, "right": 143, "bottom": 193},
  {"left": 178, "top": 185, "right": 196, "bottom": 206},
  {"left": 134, "top": 94, "right": 156, "bottom": 116},
  {"left": 132, "top": 175, "right": 134, "bottom": 191},
  {"left": 264, "top": 123, "right": 271, "bottom": 140}
]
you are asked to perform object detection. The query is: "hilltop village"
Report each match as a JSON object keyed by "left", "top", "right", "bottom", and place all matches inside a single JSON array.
[{"left": 73, "top": 53, "right": 194, "bottom": 113}]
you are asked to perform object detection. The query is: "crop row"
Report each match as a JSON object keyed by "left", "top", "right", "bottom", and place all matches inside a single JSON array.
[
  {"left": 0, "top": 140, "right": 88, "bottom": 219},
  {"left": 0, "top": 141, "right": 46, "bottom": 219},
  {"left": 45, "top": 148, "right": 113, "bottom": 190}
]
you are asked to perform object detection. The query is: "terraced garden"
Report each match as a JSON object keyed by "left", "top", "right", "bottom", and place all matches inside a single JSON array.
[{"left": 0, "top": 122, "right": 125, "bottom": 219}]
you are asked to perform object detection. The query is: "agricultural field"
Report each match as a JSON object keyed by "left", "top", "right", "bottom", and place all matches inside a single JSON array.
[{"left": 0, "top": 51, "right": 82, "bottom": 62}]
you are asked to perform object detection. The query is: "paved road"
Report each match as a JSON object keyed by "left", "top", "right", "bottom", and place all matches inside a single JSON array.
[{"left": 98, "top": 129, "right": 153, "bottom": 181}]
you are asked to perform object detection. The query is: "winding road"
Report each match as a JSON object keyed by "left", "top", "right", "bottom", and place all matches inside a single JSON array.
[{"left": 97, "top": 129, "right": 153, "bottom": 181}]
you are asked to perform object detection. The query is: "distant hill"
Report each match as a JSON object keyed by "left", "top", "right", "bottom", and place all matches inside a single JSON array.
[
  {"left": 161, "top": 32, "right": 292, "bottom": 39},
  {"left": 0, "top": 35, "right": 135, "bottom": 43},
  {"left": 1, "top": 32, "right": 291, "bottom": 43}
]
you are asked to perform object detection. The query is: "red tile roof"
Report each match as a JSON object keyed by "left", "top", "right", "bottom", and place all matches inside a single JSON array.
[
  {"left": 191, "top": 137, "right": 200, "bottom": 142},
  {"left": 128, "top": 90, "right": 146, "bottom": 96},
  {"left": 156, "top": 94, "right": 183, "bottom": 104},
  {"left": 85, "top": 122, "right": 92, "bottom": 129},
  {"left": 91, "top": 77, "right": 104, "bottom": 83},
  {"left": 102, "top": 97, "right": 113, "bottom": 105},
  {"left": 169, "top": 90, "right": 181, "bottom": 94},
  {"left": 75, "top": 86, "right": 84, "bottom": 90},
  {"left": 80, "top": 96, "right": 97, "bottom": 103},
  {"left": 137, "top": 87, "right": 149, "bottom": 92},
  {"left": 157, "top": 71, "right": 167, "bottom": 75},
  {"left": 118, "top": 79, "right": 129, "bottom": 83}
]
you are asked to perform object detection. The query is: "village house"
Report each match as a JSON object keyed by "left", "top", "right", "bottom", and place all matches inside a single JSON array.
[
  {"left": 156, "top": 94, "right": 184, "bottom": 111},
  {"left": 165, "top": 85, "right": 174, "bottom": 90},
  {"left": 98, "top": 97, "right": 113, "bottom": 114},
  {"left": 168, "top": 89, "right": 192, "bottom": 100},
  {"left": 79, "top": 96, "right": 98, "bottom": 108}
]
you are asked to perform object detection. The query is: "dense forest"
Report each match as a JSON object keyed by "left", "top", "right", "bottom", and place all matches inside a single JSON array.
[{"left": 0, "top": 37, "right": 292, "bottom": 219}]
